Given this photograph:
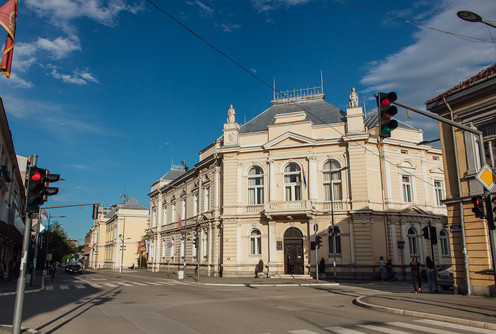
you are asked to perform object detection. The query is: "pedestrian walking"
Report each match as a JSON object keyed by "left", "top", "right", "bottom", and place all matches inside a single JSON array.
[
  {"left": 378, "top": 256, "right": 386, "bottom": 281},
  {"left": 410, "top": 256, "right": 422, "bottom": 293},
  {"left": 386, "top": 259, "right": 396, "bottom": 281},
  {"left": 425, "top": 256, "right": 437, "bottom": 293}
]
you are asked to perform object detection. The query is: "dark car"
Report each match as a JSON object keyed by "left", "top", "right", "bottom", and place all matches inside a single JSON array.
[
  {"left": 437, "top": 266, "right": 454, "bottom": 290},
  {"left": 64, "top": 264, "right": 73, "bottom": 273},
  {"left": 67, "top": 264, "right": 82, "bottom": 274}
]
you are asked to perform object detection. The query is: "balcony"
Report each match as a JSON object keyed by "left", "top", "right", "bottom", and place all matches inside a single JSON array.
[{"left": 264, "top": 200, "right": 314, "bottom": 219}]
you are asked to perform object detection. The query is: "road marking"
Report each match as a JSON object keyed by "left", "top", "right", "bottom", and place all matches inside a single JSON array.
[
  {"left": 116, "top": 282, "right": 133, "bottom": 286},
  {"left": 59, "top": 285, "right": 69, "bottom": 290},
  {"left": 357, "top": 324, "right": 405, "bottom": 334},
  {"left": 155, "top": 281, "right": 174, "bottom": 285},
  {"left": 89, "top": 283, "right": 102, "bottom": 288},
  {"left": 127, "top": 281, "right": 147, "bottom": 286},
  {"left": 324, "top": 326, "right": 364, "bottom": 333},
  {"left": 145, "top": 282, "right": 161, "bottom": 285},
  {"left": 103, "top": 283, "right": 118, "bottom": 287},
  {"left": 416, "top": 319, "right": 496, "bottom": 334},
  {"left": 388, "top": 322, "right": 453, "bottom": 334},
  {"left": 46, "top": 286, "right": 53, "bottom": 290},
  {"left": 74, "top": 284, "right": 86, "bottom": 289},
  {"left": 289, "top": 330, "right": 320, "bottom": 334}
]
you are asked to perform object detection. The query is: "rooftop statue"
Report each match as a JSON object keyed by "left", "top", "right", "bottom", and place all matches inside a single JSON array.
[{"left": 349, "top": 87, "right": 359, "bottom": 108}]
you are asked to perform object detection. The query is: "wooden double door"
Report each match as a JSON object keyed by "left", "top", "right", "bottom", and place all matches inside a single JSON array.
[{"left": 284, "top": 239, "right": 304, "bottom": 275}]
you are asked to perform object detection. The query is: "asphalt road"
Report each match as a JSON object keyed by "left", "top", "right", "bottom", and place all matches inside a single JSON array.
[{"left": 0, "top": 271, "right": 481, "bottom": 334}]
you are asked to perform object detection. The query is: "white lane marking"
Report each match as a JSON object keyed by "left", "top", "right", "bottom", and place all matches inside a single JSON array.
[
  {"left": 59, "top": 285, "right": 69, "bottom": 290},
  {"left": 358, "top": 324, "right": 406, "bottom": 334},
  {"left": 127, "top": 281, "right": 147, "bottom": 286},
  {"left": 389, "top": 321, "right": 454, "bottom": 334},
  {"left": 116, "top": 282, "right": 133, "bottom": 286},
  {"left": 145, "top": 282, "right": 161, "bottom": 285},
  {"left": 416, "top": 319, "right": 496, "bottom": 334},
  {"left": 103, "top": 283, "right": 118, "bottom": 287},
  {"left": 74, "top": 284, "right": 86, "bottom": 289},
  {"left": 46, "top": 286, "right": 53, "bottom": 290},
  {"left": 323, "top": 326, "right": 365, "bottom": 334},
  {"left": 289, "top": 330, "right": 321, "bottom": 334}
]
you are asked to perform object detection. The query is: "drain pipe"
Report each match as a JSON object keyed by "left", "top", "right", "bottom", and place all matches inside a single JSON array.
[{"left": 443, "top": 97, "right": 471, "bottom": 295}]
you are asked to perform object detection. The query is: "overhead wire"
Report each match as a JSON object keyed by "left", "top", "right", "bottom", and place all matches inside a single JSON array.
[{"left": 144, "top": 0, "right": 452, "bottom": 190}]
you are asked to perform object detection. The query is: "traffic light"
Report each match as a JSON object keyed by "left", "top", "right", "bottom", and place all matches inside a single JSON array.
[
  {"left": 26, "top": 167, "right": 46, "bottom": 213},
  {"left": 376, "top": 92, "right": 398, "bottom": 138},
  {"left": 422, "top": 226, "right": 430, "bottom": 239},
  {"left": 471, "top": 195, "right": 485, "bottom": 219},
  {"left": 485, "top": 195, "right": 496, "bottom": 230},
  {"left": 429, "top": 226, "right": 437, "bottom": 245},
  {"left": 193, "top": 237, "right": 198, "bottom": 247},
  {"left": 43, "top": 171, "right": 60, "bottom": 201},
  {"left": 315, "top": 235, "right": 322, "bottom": 248},
  {"left": 92, "top": 204, "right": 99, "bottom": 219}
]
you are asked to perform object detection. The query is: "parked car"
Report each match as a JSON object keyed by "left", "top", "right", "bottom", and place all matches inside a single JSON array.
[
  {"left": 64, "top": 264, "right": 73, "bottom": 273},
  {"left": 67, "top": 264, "right": 83, "bottom": 275},
  {"left": 437, "top": 266, "right": 454, "bottom": 290}
]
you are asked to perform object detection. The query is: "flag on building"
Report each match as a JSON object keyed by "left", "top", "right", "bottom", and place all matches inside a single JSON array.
[
  {"left": 0, "top": 0, "right": 17, "bottom": 79},
  {"left": 302, "top": 167, "right": 307, "bottom": 188},
  {"left": 178, "top": 214, "right": 182, "bottom": 228},
  {"left": 137, "top": 241, "right": 142, "bottom": 254},
  {"left": 41, "top": 209, "right": 49, "bottom": 222}
]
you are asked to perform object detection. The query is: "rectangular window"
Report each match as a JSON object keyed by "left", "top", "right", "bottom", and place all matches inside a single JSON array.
[
  {"left": 172, "top": 203, "right": 176, "bottom": 222},
  {"left": 181, "top": 200, "right": 186, "bottom": 219},
  {"left": 402, "top": 175, "right": 412, "bottom": 203},
  {"left": 204, "top": 187, "right": 210, "bottom": 211},
  {"left": 193, "top": 194, "right": 198, "bottom": 216},
  {"left": 163, "top": 206, "right": 167, "bottom": 226},
  {"left": 434, "top": 180, "right": 443, "bottom": 206}
]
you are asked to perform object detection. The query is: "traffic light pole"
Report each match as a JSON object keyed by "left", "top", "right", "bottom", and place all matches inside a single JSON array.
[
  {"left": 428, "top": 221, "right": 438, "bottom": 291},
  {"left": 12, "top": 155, "right": 38, "bottom": 334}
]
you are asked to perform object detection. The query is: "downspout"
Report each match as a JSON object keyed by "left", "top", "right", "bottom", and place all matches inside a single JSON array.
[{"left": 443, "top": 97, "right": 471, "bottom": 295}]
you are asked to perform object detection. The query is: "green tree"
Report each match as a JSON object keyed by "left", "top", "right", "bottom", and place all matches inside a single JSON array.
[{"left": 47, "top": 220, "right": 77, "bottom": 263}]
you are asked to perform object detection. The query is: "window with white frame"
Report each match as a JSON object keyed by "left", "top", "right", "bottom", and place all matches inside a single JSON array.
[
  {"left": 250, "top": 229, "right": 262, "bottom": 255},
  {"left": 284, "top": 163, "right": 302, "bottom": 201},
  {"left": 328, "top": 226, "right": 341, "bottom": 254},
  {"left": 434, "top": 180, "right": 443, "bottom": 206},
  {"left": 172, "top": 202, "right": 177, "bottom": 222},
  {"left": 248, "top": 166, "right": 264, "bottom": 205},
  {"left": 323, "top": 160, "right": 342, "bottom": 201},
  {"left": 151, "top": 207, "right": 157, "bottom": 227},
  {"left": 163, "top": 205, "right": 167, "bottom": 226},
  {"left": 201, "top": 230, "right": 207, "bottom": 260},
  {"left": 440, "top": 229, "right": 450, "bottom": 256},
  {"left": 193, "top": 193, "right": 198, "bottom": 216},
  {"left": 204, "top": 187, "right": 210, "bottom": 211},
  {"left": 402, "top": 175, "right": 413, "bottom": 203},
  {"left": 181, "top": 199, "right": 186, "bottom": 220},
  {"left": 408, "top": 228, "right": 418, "bottom": 255}
]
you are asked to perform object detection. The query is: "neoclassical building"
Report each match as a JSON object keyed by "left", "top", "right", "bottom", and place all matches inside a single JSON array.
[{"left": 149, "top": 87, "right": 448, "bottom": 278}]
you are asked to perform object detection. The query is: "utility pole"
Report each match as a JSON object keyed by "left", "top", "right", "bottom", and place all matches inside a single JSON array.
[{"left": 12, "top": 155, "right": 37, "bottom": 334}]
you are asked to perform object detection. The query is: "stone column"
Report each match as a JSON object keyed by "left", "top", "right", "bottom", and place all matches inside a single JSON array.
[
  {"left": 269, "top": 159, "right": 275, "bottom": 201},
  {"left": 268, "top": 221, "right": 276, "bottom": 264},
  {"left": 208, "top": 222, "right": 212, "bottom": 276},
  {"left": 309, "top": 157, "right": 317, "bottom": 201}
]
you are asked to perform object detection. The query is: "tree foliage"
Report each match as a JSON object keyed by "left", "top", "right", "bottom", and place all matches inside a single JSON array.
[{"left": 46, "top": 220, "right": 77, "bottom": 263}]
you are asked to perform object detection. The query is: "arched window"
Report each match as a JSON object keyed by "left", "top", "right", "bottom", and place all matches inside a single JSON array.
[
  {"left": 328, "top": 226, "right": 341, "bottom": 254},
  {"left": 284, "top": 163, "right": 302, "bottom": 201},
  {"left": 440, "top": 229, "right": 450, "bottom": 256},
  {"left": 323, "top": 160, "right": 342, "bottom": 201},
  {"left": 248, "top": 166, "right": 264, "bottom": 205},
  {"left": 250, "top": 229, "right": 262, "bottom": 255},
  {"left": 408, "top": 228, "right": 418, "bottom": 255},
  {"left": 284, "top": 227, "right": 303, "bottom": 239}
]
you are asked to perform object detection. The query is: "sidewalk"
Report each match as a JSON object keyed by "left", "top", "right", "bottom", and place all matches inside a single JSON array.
[{"left": 1, "top": 269, "right": 495, "bottom": 333}]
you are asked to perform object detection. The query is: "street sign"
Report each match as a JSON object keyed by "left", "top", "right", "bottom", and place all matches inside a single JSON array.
[
  {"left": 450, "top": 225, "right": 462, "bottom": 233},
  {"left": 313, "top": 224, "right": 318, "bottom": 232},
  {"left": 475, "top": 164, "right": 496, "bottom": 191},
  {"left": 167, "top": 241, "right": 173, "bottom": 248}
]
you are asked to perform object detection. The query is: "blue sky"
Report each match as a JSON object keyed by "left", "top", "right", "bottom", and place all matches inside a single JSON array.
[{"left": 1, "top": 0, "right": 496, "bottom": 242}]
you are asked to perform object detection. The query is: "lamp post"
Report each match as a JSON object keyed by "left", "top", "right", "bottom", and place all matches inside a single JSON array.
[{"left": 457, "top": 11, "right": 496, "bottom": 29}]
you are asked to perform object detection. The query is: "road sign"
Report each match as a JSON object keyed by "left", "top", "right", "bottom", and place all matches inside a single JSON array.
[
  {"left": 167, "top": 241, "right": 173, "bottom": 248},
  {"left": 475, "top": 164, "right": 496, "bottom": 191},
  {"left": 450, "top": 225, "right": 462, "bottom": 233},
  {"left": 313, "top": 224, "right": 318, "bottom": 232}
]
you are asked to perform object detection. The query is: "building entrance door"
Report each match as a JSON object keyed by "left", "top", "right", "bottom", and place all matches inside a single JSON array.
[{"left": 284, "top": 227, "right": 304, "bottom": 275}]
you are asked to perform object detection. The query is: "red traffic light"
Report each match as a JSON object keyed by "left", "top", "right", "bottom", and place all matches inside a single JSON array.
[
  {"left": 31, "top": 171, "right": 42, "bottom": 181},
  {"left": 379, "top": 92, "right": 397, "bottom": 107}
]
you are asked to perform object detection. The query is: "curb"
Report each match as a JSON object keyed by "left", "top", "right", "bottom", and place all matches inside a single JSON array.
[
  {"left": 0, "top": 324, "right": 43, "bottom": 334},
  {"left": 354, "top": 295, "right": 496, "bottom": 330},
  {"left": 198, "top": 282, "right": 340, "bottom": 287},
  {"left": 0, "top": 276, "right": 46, "bottom": 297}
]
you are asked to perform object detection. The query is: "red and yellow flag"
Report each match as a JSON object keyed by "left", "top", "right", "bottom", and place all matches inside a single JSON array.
[{"left": 0, "top": 0, "right": 17, "bottom": 79}]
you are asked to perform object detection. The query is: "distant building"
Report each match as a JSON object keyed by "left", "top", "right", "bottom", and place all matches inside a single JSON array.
[
  {"left": 426, "top": 64, "right": 496, "bottom": 296},
  {"left": 0, "top": 98, "right": 27, "bottom": 271},
  {"left": 89, "top": 201, "right": 149, "bottom": 270},
  {"left": 149, "top": 87, "right": 448, "bottom": 278}
]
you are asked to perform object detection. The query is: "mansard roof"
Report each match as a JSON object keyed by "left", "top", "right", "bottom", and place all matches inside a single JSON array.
[
  {"left": 240, "top": 96, "right": 347, "bottom": 134},
  {"left": 160, "top": 169, "right": 186, "bottom": 181}
]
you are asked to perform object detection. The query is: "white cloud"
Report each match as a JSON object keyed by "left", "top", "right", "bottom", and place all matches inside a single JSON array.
[
  {"left": 251, "top": 0, "right": 309, "bottom": 13},
  {"left": 215, "top": 22, "right": 241, "bottom": 32},
  {"left": 48, "top": 65, "right": 99, "bottom": 85},
  {"left": 187, "top": 0, "right": 215, "bottom": 18},
  {"left": 36, "top": 36, "right": 81, "bottom": 59},
  {"left": 360, "top": 0, "right": 496, "bottom": 139}
]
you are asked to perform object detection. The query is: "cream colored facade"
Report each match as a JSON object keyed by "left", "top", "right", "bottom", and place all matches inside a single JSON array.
[
  {"left": 89, "top": 201, "right": 149, "bottom": 270},
  {"left": 149, "top": 89, "right": 448, "bottom": 278}
]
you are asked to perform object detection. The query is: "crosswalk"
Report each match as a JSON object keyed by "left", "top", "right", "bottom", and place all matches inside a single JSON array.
[
  {"left": 45, "top": 278, "right": 189, "bottom": 291},
  {"left": 277, "top": 319, "right": 496, "bottom": 334}
]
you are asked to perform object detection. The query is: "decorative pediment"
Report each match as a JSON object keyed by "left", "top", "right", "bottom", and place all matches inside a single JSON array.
[
  {"left": 430, "top": 167, "right": 444, "bottom": 174},
  {"left": 399, "top": 205, "right": 428, "bottom": 216},
  {"left": 197, "top": 213, "right": 213, "bottom": 223},
  {"left": 263, "top": 131, "right": 315, "bottom": 149}
]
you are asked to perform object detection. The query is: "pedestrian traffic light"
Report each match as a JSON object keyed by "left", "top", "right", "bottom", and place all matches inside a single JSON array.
[
  {"left": 471, "top": 195, "right": 485, "bottom": 219},
  {"left": 429, "top": 226, "right": 437, "bottom": 245},
  {"left": 485, "top": 195, "right": 496, "bottom": 230},
  {"left": 315, "top": 235, "right": 322, "bottom": 248},
  {"left": 376, "top": 92, "right": 398, "bottom": 138},
  {"left": 422, "top": 226, "right": 430, "bottom": 239},
  {"left": 26, "top": 167, "right": 46, "bottom": 213}
]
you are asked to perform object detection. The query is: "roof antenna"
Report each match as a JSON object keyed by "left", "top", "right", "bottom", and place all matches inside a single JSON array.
[
  {"left": 320, "top": 70, "right": 324, "bottom": 93},
  {"left": 273, "top": 77, "right": 276, "bottom": 100}
]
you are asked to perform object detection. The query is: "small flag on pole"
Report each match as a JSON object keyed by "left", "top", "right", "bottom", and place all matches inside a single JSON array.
[
  {"left": 41, "top": 209, "right": 49, "bottom": 222},
  {"left": 0, "top": 0, "right": 17, "bottom": 79},
  {"left": 178, "top": 214, "right": 182, "bottom": 228}
]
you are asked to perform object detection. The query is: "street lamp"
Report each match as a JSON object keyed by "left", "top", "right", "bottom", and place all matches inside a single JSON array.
[{"left": 457, "top": 10, "right": 496, "bottom": 29}]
